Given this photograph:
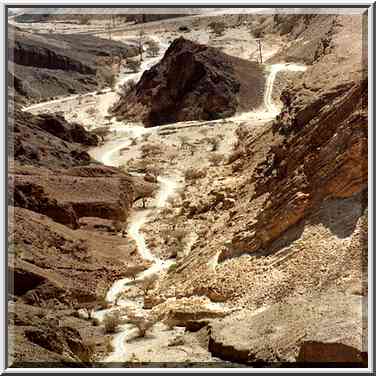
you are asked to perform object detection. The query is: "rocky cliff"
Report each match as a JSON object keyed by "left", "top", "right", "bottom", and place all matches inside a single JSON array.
[
  {"left": 8, "top": 106, "right": 154, "bottom": 364},
  {"left": 227, "top": 14, "right": 367, "bottom": 257},
  {"left": 111, "top": 37, "right": 265, "bottom": 126},
  {"left": 8, "top": 25, "right": 138, "bottom": 103},
  {"left": 150, "top": 14, "right": 368, "bottom": 365}
]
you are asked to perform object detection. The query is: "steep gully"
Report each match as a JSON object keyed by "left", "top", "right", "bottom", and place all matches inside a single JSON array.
[{"left": 22, "top": 39, "right": 306, "bottom": 361}]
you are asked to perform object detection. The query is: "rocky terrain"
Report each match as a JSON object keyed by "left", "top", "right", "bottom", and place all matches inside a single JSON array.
[
  {"left": 8, "top": 25, "right": 138, "bottom": 104},
  {"left": 8, "top": 103, "right": 158, "bottom": 365},
  {"left": 8, "top": 10, "right": 368, "bottom": 368},
  {"left": 111, "top": 37, "right": 265, "bottom": 126},
  {"left": 138, "top": 13, "right": 368, "bottom": 365}
]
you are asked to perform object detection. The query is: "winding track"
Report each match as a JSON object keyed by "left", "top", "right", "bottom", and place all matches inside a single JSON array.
[{"left": 22, "top": 36, "right": 306, "bottom": 361}]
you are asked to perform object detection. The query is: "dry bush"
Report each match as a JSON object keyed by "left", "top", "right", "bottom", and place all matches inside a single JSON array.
[
  {"left": 140, "top": 273, "right": 158, "bottom": 294},
  {"left": 112, "top": 220, "right": 125, "bottom": 233},
  {"left": 184, "top": 168, "right": 207, "bottom": 181},
  {"left": 105, "top": 336, "right": 114, "bottom": 354},
  {"left": 142, "top": 133, "right": 151, "bottom": 142},
  {"left": 205, "top": 136, "right": 220, "bottom": 151},
  {"left": 118, "top": 79, "right": 136, "bottom": 97},
  {"left": 141, "top": 143, "right": 162, "bottom": 158},
  {"left": 86, "top": 106, "right": 96, "bottom": 116},
  {"left": 171, "top": 228, "right": 188, "bottom": 244},
  {"left": 208, "top": 153, "right": 224, "bottom": 166},
  {"left": 127, "top": 158, "right": 148, "bottom": 173},
  {"left": 123, "top": 307, "right": 156, "bottom": 337},
  {"left": 147, "top": 40, "right": 160, "bottom": 57},
  {"left": 126, "top": 59, "right": 141, "bottom": 73},
  {"left": 103, "top": 311, "right": 121, "bottom": 333},
  {"left": 146, "top": 165, "right": 161, "bottom": 177},
  {"left": 227, "top": 148, "right": 245, "bottom": 164},
  {"left": 209, "top": 21, "right": 226, "bottom": 36},
  {"left": 79, "top": 15, "right": 91, "bottom": 25}
]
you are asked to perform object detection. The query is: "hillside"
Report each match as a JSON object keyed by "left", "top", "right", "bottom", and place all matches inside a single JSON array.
[
  {"left": 8, "top": 25, "right": 138, "bottom": 104},
  {"left": 7, "top": 9, "right": 368, "bottom": 368},
  {"left": 111, "top": 37, "right": 265, "bottom": 126}
]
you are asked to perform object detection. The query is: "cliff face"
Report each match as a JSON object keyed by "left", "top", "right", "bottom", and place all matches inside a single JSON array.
[
  {"left": 227, "top": 14, "right": 367, "bottom": 256},
  {"left": 111, "top": 37, "right": 265, "bottom": 126},
  {"left": 10, "top": 108, "right": 97, "bottom": 169},
  {"left": 229, "top": 77, "right": 367, "bottom": 256},
  {"left": 150, "top": 16, "right": 367, "bottom": 362},
  {"left": 8, "top": 106, "right": 153, "bottom": 364},
  {"left": 8, "top": 26, "right": 138, "bottom": 103}
]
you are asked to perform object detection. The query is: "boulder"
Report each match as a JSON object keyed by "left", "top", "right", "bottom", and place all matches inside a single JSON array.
[{"left": 208, "top": 293, "right": 367, "bottom": 365}]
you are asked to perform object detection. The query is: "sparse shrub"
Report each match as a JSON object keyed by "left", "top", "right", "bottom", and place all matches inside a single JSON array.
[
  {"left": 126, "top": 59, "right": 141, "bottom": 73},
  {"left": 92, "top": 317, "right": 100, "bottom": 326},
  {"left": 103, "top": 311, "right": 121, "bottom": 333},
  {"left": 209, "top": 21, "right": 226, "bottom": 37},
  {"left": 112, "top": 220, "right": 124, "bottom": 233},
  {"left": 171, "top": 228, "right": 188, "bottom": 244},
  {"left": 79, "top": 15, "right": 91, "bottom": 25},
  {"left": 123, "top": 307, "right": 156, "bottom": 338},
  {"left": 146, "top": 165, "right": 161, "bottom": 177},
  {"left": 105, "top": 336, "right": 114, "bottom": 354},
  {"left": 86, "top": 107, "right": 96, "bottom": 116},
  {"left": 118, "top": 79, "right": 136, "bottom": 97},
  {"left": 90, "top": 127, "right": 111, "bottom": 142},
  {"left": 168, "top": 334, "right": 185, "bottom": 346},
  {"left": 227, "top": 148, "right": 244, "bottom": 164},
  {"left": 141, "top": 143, "right": 162, "bottom": 158},
  {"left": 199, "top": 128, "right": 209, "bottom": 136},
  {"left": 127, "top": 158, "right": 149, "bottom": 173},
  {"left": 109, "top": 73, "right": 117, "bottom": 90},
  {"left": 96, "top": 290, "right": 110, "bottom": 310},
  {"left": 147, "top": 40, "right": 160, "bottom": 57},
  {"left": 167, "top": 262, "right": 177, "bottom": 274},
  {"left": 208, "top": 153, "right": 224, "bottom": 166},
  {"left": 142, "top": 133, "right": 151, "bottom": 142},
  {"left": 184, "top": 168, "right": 207, "bottom": 181},
  {"left": 205, "top": 136, "right": 220, "bottom": 151},
  {"left": 140, "top": 273, "right": 158, "bottom": 294}
]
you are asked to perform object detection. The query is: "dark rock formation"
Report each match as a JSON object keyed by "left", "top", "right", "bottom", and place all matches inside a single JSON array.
[
  {"left": 36, "top": 114, "right": 98, "bottom": 146},
  {"left": 10, "top": 107, "right": 98, "bottom": 169},
  {"left": 111, "top": 37, "right": 265, "bottom": 126}
]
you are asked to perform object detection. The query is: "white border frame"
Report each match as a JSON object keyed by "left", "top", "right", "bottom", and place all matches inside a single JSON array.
[{"left": 1, "top": 0, "right": 373, "bottom": 373}]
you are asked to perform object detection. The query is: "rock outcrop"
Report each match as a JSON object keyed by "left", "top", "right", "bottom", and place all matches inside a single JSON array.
[
  {"left": 10, "top": 107, "right": 98, "bottom": 169},
  {"left": 8, "top": 25, "right": 138, "bottom": 103},
  {"left": 208, "top": 293, "right": 367, "bottom": 365},
  {"left": 111, "top": 37, "right": 265, "bottom": 126},
  {"left": 9, "top": 164, "right": 158, "bottom": 228},
  {"left": 225, "top": 14, "right": 367, "bottom": 257},
  {"left": 151, "top": 297, "right": 230, "bottom": 329}
]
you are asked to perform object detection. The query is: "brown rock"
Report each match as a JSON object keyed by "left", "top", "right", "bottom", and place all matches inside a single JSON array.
[{"left": 112, "top": 37, "right": 264, "bottom": 126}]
